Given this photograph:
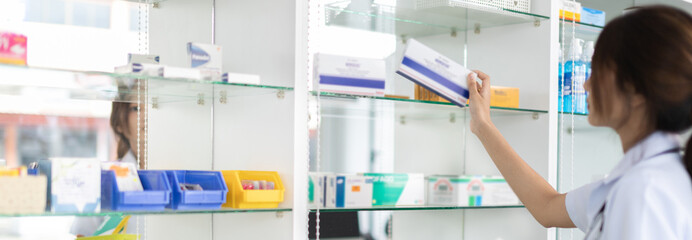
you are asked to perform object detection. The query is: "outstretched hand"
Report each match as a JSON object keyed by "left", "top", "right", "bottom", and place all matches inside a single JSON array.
[{"left": 466, "top": 70, "right": 493, "bottom": 135}]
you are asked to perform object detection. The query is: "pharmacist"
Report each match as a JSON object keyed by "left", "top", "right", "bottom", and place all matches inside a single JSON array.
[
  {"left": 71, "top": 91, "right": 146, "bottom": 237},
  {"left": 466, "top": 6, "right": 692, "bottom": 239},
  {"left": 109, "top": 100, "right": 147, "bottom": 169}
]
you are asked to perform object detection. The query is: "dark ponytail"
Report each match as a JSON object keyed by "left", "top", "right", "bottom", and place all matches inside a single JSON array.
[
  {"left": 590, "top": 6, "right": 692, "bottom": 178},
  {"left": 110, "top": 101, "right": 133, "bottom": 160}
]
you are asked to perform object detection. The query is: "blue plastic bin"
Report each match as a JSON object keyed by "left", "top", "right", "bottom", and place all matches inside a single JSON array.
[
  {"left": 165, "top": 170, "right": 228, "bottom": 210},
  {"left": 101, "top": 170, "right": 172, "bottom": 211}
]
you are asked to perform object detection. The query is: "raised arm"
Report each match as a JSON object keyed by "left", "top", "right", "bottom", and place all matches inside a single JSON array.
[{"left": 466, "top": 71, "right": 575, "bottom": 228}]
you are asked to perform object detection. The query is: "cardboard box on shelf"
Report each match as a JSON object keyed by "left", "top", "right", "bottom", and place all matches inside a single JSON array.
[
  {"left": 0, "top": 32, "right": 27, "bottom": 66},
  {"left": 559, "top": 0, "right": 582, "bottom": 22},
  {"left": 187, "top": 42, "right": 223, "bottom": 81},
  {"left": 417, "top": 84, "right": 520, "bottom": 108},
  {"left": 362, "top": 173, "right": 424, "bottom": 206},
  {"left": 0, "top": 176, "right": 47, "bottom": 214},
  {"left": 325, "top": 174, "right": 373, "bottom": 208},
  {"left": 49, "top": 158, "right": 101, "bottom": 213},
  {"left": 428, "top": 175, "right": 520, "bottom": 206},
  {"left": 398, "top": 39, "right": 472, "bottom": 108},
  {"left": 581, "top": 7, "right": 605, "bottom": 26},
  {"left": 316, "top": 54, "right": 386, "bottom": 97}
]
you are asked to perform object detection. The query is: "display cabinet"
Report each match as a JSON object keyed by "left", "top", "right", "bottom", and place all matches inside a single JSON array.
[
  {"left": 0, "top": 0, "right": 690, "bottom": 240},
  {"left": 556, "top": 1, "right": 692, "bottom": 240},
  {"left": 309, "top": 0, "right": 552, "bottom": 239}
]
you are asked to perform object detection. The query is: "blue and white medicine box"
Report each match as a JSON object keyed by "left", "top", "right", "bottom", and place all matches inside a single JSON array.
[
  {"left": 326, "top": 174, "right": 373, "bottom": 208},
  {"left": 397, "top": 39, "right": 473, "bottom": 108},
  {"left": 114, "top": 54, "right": 161, "bottom": 76},
  {"left": 187, "top": 42, "right": 222, "bottom": 81},
  {"left": 50, "top": 158, "right": 101, "bottom": 213},
  {"left": 581, "top": 7, "right": 605, "bottom": 27},
  {"left": 114, "top": 63, "right": 161, "bottom": 76},
  {"left": 222, "top": 72, "right": 260, "bottom": 85},
  {"left": 316, "top": 54, "right": 386, "bottom": 97}
]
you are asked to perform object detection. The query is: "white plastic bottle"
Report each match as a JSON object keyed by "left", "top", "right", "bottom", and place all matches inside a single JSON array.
[{"left": 580, "top": 41, "right": 595, "bottom": 114}]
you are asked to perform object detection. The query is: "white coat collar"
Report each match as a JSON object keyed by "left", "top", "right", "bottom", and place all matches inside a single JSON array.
[
  {"left": 602, "top": 131, "right": 679, "bottom": 184},
  {"left": 119, "top": 150, "right": 138, "bottom": 166}
]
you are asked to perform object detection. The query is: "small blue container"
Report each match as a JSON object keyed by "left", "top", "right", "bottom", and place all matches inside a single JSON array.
[
  {"left": 101, "top": 170, "right": 172, "bottom": 211},
  {"left": 165, "top": 170, "right": 228, "bottom": 210}
]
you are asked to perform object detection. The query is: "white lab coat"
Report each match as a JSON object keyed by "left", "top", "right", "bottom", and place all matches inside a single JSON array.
[{"left": 565, "top": 131, "right": 692, "bottom": 239}]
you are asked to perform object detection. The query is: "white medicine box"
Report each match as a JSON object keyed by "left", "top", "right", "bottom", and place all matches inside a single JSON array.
[
  {"left": 315, "top": 54, "right": 386, "bottom": 97},
  {"left": 427, "top": 175, "right": 520, "bottom": 206},
  {"left": 326, "top": 174, "right": 374, "bottom": 208}
]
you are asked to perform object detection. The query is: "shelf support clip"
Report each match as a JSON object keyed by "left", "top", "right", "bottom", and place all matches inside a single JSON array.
[
  {"left": 152, "top": 97, "right": 159, "bottom": 109},
  {"left": 198, "top": 93, "right": 205, "bottom": 106},
  {"left": 220, "top": 90, "right": 227, "bottom": 104}
]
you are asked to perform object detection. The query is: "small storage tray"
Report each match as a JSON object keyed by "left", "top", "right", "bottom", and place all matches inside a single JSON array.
[
  {"left": 221, "top": 170, "right": 285, "bottom": 209},
  {"left": 101, "top": 170, "right": 171, "bottom": 211},
  {"left": 165, "top": 170, "right": 228, "bottom": 210}
]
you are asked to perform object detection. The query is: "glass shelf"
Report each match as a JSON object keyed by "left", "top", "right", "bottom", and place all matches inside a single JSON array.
[
  {"left": 0, "top": 208, "right": 292, "bottom": 218},
  {"left": 559, "top": 19, "right": 603, "bottom": 42},
  {"left": 558, "top": 111, "right": 588, "bottom": 117},
  {"left": 0, "top": 64, "right": 292, "bottom": 104},
  {"left": 317, "top": 91, "right": 547, "bottom": 120},
  {"left": 558, "top": 112, "right": 613, "bottom": 131},
  {"left": 311, "top": 205, "right": 524, "bottom": 212},
  {"left": 123, "top": 0, "right": 167, "bottom": 3},
  {"left": 325, "top": 0, "right": 549, "bottom": 38}
]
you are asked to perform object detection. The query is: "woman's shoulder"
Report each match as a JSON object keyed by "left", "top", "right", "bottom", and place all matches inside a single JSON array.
[{"left": 612, "top": 156, "right": 692, "bottom": 211}]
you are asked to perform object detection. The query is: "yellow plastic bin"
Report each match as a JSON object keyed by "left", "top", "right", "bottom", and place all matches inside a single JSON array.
[{"left": 221, "top": 170, "right": 284, "bottom": 209}]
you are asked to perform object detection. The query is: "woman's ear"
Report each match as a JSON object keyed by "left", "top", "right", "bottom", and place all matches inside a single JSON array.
[{"left": 630, "top": 92, "right": 647, "bottom": 108}]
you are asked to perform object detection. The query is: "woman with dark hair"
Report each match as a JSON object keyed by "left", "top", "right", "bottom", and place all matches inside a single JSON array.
[
  {"left": 467, "top": 6, "right": 692, "bottom": 239},
  {"left": 72, "top": 91, "right": 146, "bottom": 237},
  {"left": 110, "top": 101, "right": 146, "bottom": 169}
]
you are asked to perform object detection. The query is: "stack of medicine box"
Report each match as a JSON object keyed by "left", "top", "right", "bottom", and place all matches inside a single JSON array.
[{"left": 310, "top": 172, "right": 426, "bottom": 208}]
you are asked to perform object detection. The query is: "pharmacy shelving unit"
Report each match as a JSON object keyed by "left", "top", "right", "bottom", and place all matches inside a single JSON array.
[
  {"left": 309, "top": 1, "right": 554, "bottom": 239},
  {"left": 1, "top": 0, "right": 689, "bottom": 240}
]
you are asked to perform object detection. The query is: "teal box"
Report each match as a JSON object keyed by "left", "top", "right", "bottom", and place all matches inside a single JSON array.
[{"left": 361, "top": 173, "right": 424, "bottom": 206}]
